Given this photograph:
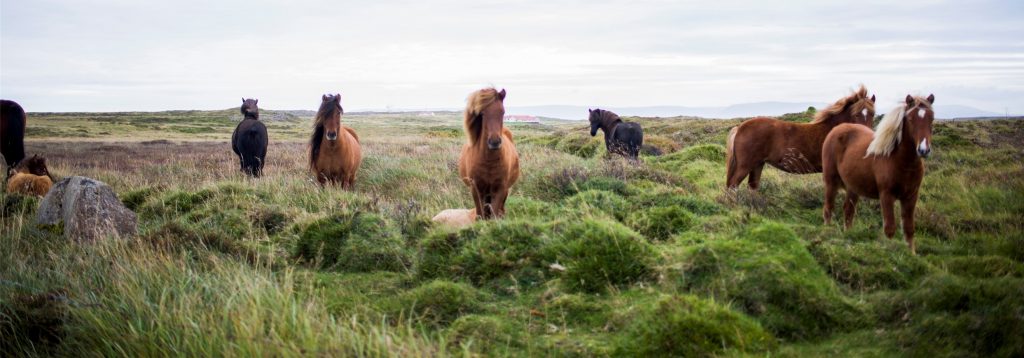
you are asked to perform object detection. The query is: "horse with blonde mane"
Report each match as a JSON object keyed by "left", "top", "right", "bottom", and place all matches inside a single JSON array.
[
  {"left": 309, "top": 94, "right": 362, "bottom": 188},
  {"left": 726, "top": 86, "right": 875, "bottom": 189},
  {"left": 822, "top": 94, "right": 935, "bottom": 254},
  {"left": 458, "top": 88, "right": 520, "bottom": 219}
]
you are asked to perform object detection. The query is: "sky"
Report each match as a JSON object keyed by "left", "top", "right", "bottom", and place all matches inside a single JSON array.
[{"left": 1, "top": 0, "right": 1022, "bottom": 114}]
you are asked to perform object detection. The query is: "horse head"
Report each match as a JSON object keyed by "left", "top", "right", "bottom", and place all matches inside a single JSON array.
[
  {"left": 905, "top": 94, "right": 935, "bottom": 158},
  {"left": 846, "top": 89, "right": 876, "bottom": 127},
  {"left": 588, "top": 109, "right": 601, "bottom": 136},
  {"left": 14, "top": 154, "right": 49, "bottom": 177},
  {"left": 319, "top": 94, "right": 344, "bottom": 141},
  {"left": 241, "top": 98, "right": 259, "bottom": 119},
  {"left": 480, "top": 89, "right": 507, "bottom": 150}
]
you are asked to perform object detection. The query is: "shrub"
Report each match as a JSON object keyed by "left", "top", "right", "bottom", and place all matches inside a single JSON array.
[
  {"left": 550, "top": 219, "right": 654, "bottom": 293},
  {"left": 119, "top": 186, "right": 162, "bottom": 211},
  {"left": 614, "top": 295, "right": 776, "bottom": 357},
  {"left": 545, "top": 294, "right": 610, "bottom": 327},
  {"left": 555, "top": 134, "right": 603, "bottom": 158},
  {"left": 396, "top": 280, "right": 488, "bottom": 326},
  {"left": 930, "top": 255, "right": 1024, "bottom": 279},
  {"left": 294, "top": 211, "right": 410, "bottom": 272},
  {"left": 642, "top": 135, "right": 682, "bottom": 155},
  {"left": 576, "top": 176, "right": 628, "bottom": 196},
  {"left": 810, "top": 239, "right": 931, "bottom": 291},
  {"left": 563, "top": 190, "right": 631, "bottom": 220},
  {"left": 2, "top": 194, "right": 38, "bottom": 217},
  {"left": 251, "top": 206, "right": 291, "bottom": 235},
  {"left": 626, "top": 205, "right": 696, "bottom": 241},
  {"left": 680, "top": 222, "right": 865, "bottom": 340},
  {"left": 416, "top": 230, "right": 464, "bottom": 280}
]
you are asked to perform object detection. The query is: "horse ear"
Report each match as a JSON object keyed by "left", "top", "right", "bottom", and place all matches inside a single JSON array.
[
  {"left": 926, "top": 94, "right": 935, "bottom": 104},
  {"left": 335, "top": 94, "right": 341, "bottom": 103},
  {"left": 870, "top": 95, "right": 876, "bottom": 103},
  {"left": 498, "top": 89, "right": 506, "bottom": 101},
  {"left": 254, "top": 99, "right": 258, "bottom": 104},
  {"left": 905, "top": 95, "right": 914, "bottom": 106},
  {"left": 322, "top": 94, "right": 328, "bottom": 101},
  {"left": 242, "top": 97, "right": 245, "bottom": 103}
]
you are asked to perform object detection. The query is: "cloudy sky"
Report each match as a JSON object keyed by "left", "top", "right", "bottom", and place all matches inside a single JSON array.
[{"left": 1, "top": 0, "right": 1021, "bottom": 113}]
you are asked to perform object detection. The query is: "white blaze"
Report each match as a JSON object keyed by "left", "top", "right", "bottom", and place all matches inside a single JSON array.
[
  {"left": 918, "top": 108, "right": 926, "bottom": 118},
  {"left": 919, "top": 138, "right": 929, "bottom": 152}
]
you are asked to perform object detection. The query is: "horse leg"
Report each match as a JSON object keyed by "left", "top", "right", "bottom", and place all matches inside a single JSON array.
[
  {"left": 470, "top": 185, "right": 485, "bottom": 218},
  {"left": 747, "top": 162, "right": 765, "bottom": 190},
  {"left": 726, "top": 161, "right": 750, "bottom": 190},
  {"left": 901, "top": 194, "right": 919, "bottom": 255},
  {"left": 843, "top": 193, "right": 859, "bottom": 229},
  {"left": 823, "top": 182, "right": 837, "bottom": 226},
  {"left": 492, "top": 186, "right": 511, "bottom": 218},
  {"left": 880, "top": 192, "right": 897, "bottom": 239}
]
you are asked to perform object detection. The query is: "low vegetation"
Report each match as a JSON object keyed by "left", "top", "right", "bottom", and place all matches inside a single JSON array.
[{"left": 2, "top": 110, "right": 1021, "bottom": 356}]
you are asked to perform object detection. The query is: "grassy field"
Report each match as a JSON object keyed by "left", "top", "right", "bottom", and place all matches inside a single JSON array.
[{"left": 2, "top": 109, "right": 1022, "bottom": 357}]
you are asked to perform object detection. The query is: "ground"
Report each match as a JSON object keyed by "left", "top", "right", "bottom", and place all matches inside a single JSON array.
[{"left": 1, "top": 109, "right": 1022, "bottom": 357}]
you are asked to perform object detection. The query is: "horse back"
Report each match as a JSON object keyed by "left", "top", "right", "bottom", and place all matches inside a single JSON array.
[
  {"left": 613, "top": 122, "right": 643, "bottom": 144},
  {"left": 343, "top": 126, "right": 360, "bottom": 142}
]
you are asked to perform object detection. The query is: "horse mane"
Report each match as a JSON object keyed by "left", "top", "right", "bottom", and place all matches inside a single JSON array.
[
  {"left": 464, "top": 88, "right": 502, "bottom": 145},
  {"left": 866, "top": 96, "right": 933, "bottom": 157},
  {"left": 812, "top": 85, "right": 873, "bottom": 124},
  {"left": 309, "top": 96, "right": 343, "bottom": 169},
  {"left": 591, "top": 109, "right": 622, "bottom": 129}
]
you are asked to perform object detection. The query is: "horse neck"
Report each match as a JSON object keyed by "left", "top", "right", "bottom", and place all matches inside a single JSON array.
[
  {"left": 600, "top": 117, "right": 621, "bottom": 141},
  {"left": 243, "top": 113, "right": 258, "bottom": 120}
]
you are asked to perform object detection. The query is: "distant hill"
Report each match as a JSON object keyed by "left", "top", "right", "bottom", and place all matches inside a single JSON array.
[{"left": 505, "top": 103, "right": 1017, "bottom": 120}]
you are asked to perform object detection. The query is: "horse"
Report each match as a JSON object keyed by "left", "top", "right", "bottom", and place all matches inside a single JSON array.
[
  {"left": 822, "top": 94, "right": 935, "bottom": 255},
  {"left": 458, "top": 88, "right": 520, "bottom": 219},
  {"left": 231, "top": 98, "right": 269, "bottom": 177},
  {"left": 1, "top": 99, "right": 27, "bottom": 170},
  {"left": 726, "top": 85, "right": 875, "bottom": 189},
  {"left": 589, "top": 108, "right": 643, "bottom": 160},
  {"left": 309, "top": 94, "right": 361, "bottom": 188},
  {"left": 6, "top": 155, "right": 53, "bottom": 197}
]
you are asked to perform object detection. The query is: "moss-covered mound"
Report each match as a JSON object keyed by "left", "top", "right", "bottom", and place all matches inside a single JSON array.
[
  {"left": 451, "top": 220, "right": 557, "bottom": 289},
  {"left": 551, "top": 219, "right": 654, "bottom": 293},
  {"left": 446, "top": 314, "right": 523, "bottom": 354},
  {"left": 680, "top": 222, "right": 865, "bottom": 340},
  {"left": 563, "top": 190, "right": 631, "bottom": 220},
  {"left": 626, "top": 205, "right": 696, "bottom": 241},
  {"left": 395, "top": 280, "right": 488, "bottom": 326},
  {"left": 810, "top": 239, "right": 931, "bottom": 291},
  {"left": 615, "top": 295, "right": 776, "bottom": 357},
  {"left": 875, "top": 274, "right": 1024, "bottom": 357},
  {"left": 293, "top": 211, "right": 410, "bottom": 272}
]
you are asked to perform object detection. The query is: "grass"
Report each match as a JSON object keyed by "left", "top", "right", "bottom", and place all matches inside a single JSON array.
[{"left": 1, "top": 110, "right": 1022, "bottom": 356}]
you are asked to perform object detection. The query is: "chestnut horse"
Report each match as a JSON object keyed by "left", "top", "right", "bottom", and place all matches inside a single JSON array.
[
  {"left": 726, "top": 86, "right": 875, "bottom": 189},
  {"left": 458, "top": 88, "right": 520, "bottom": 219},
  {"left": 822, "top": 94, "right": 935, "bottom": 254},
  {"left": 1, "top": 99, "right": 27, "bottom": 170},
  {"left": 6, "top": 155, "right": 52, "bottom": 197},
  {"left": 309, "top": 94, "right": 361, "bottom": 188}
]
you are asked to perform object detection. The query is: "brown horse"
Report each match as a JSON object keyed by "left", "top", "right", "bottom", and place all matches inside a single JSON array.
[
  {"left": 458, "top": 88, "right": 520, "bottom": 219},
  {"left": 726, "top": 86, "right": 875, "bottom": 189},
  {"left": 1, "top": 99, "right": 27, "bottom": 170},
  {"left": 822, "top": 94, "right": 935, "bottom": 254},
  {"left": 309, "top": 94, "right": 361, "bottom": 188},
  {"left": 6, "top": 155, "right": 53, "bottom": 197}
]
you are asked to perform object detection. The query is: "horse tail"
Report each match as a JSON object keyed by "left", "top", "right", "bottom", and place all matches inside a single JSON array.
[{"left": 726, "top": 126, "right": 739, "bottom": 183}]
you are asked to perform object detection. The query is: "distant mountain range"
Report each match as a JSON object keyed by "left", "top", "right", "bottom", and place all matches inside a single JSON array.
[{"left": 498, "top": 103, "right": 1018, "bottom": 120}]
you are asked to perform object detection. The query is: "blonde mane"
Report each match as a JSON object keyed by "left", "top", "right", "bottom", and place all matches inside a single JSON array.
[
  {"left": 463, "top": 88, "right": 502, "bottom": 144},
  {"left": 812, "top": 85, "right": 874, "bottom": 124},
  {"left": 866, "top": 96, "right": 933, "bottom": 157}
]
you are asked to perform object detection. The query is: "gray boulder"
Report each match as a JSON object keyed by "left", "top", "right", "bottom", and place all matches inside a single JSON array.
[{"left": 36, "top": 176, "right": 137, "bottom": 242}]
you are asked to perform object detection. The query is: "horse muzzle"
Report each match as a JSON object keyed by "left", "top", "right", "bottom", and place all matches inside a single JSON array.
[
  {"left": 326, "top": 131, "right": 339, "bottom": 141},
  {"left": 918, "top": 139, "right": 930, "bottom": 158},
  {"left": 487, "top": 138, "right": 502, "bottom": 150}
]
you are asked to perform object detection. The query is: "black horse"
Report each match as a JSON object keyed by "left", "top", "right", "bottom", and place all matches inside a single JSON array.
[
  {"left": 588, "top": 108, "right": 643, "bottom": 160},
  {"left": 1, "top": 99, "right": 27, "bottom": 170},
  {"left": 232, "top": 98, "right": 269, "bottom": 177}
]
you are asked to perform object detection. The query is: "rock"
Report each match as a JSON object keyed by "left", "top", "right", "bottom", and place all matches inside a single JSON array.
[
  {"left": 36, "top": 176, "right": 137, "bottom": 242},
  {"left": 431, "top": 208, "right": 476, "bottom": 228}
]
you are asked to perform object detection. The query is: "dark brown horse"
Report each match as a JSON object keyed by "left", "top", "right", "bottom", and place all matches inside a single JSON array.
[
  {"left": 589, "top": 108, "right": 643, "bottom": 160},
  {"left": 232, "top": 98, "right": 269, "bottom": 177},
  {"left": 726, "top": 86, "right": 875, "bottom": 189},
  {"left": 458, "top": 88, "right": 520, "bottom": 219},
  {"left": 822, "top": 94, "right": 935, "bottom": 254},
  {"left": 1, "top": 100, "right": 27, "bottom": 170},
  {"left": 309, "top": 94, "right": 362, "bottom": 188}
]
